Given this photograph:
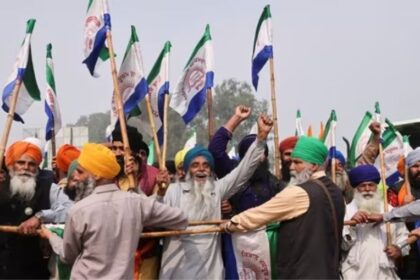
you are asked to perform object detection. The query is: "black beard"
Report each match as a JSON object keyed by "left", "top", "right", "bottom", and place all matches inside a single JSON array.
[
  {"left": 281, "top": 161, "right": 291, "bottom": 182},
  {"left": 409, "top": 172, "right": 420, "bottom": 199},
  {"left": 64, "top": 187, "right": 76, "bottom": 201},
  {"left": 250, "top": 159, "right": 270, "bottom": 182},
  {"left": 116, "top": 155, "right": 125, "bottom": 178}
]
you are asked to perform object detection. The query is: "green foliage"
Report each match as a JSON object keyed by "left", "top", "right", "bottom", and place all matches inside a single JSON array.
[{"left": 74, "top": 111, "right": 110, "bottom": 143}]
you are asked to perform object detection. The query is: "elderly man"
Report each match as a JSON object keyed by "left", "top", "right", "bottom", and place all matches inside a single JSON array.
[
  {"left": 158, "top": 114, "right": 273, "bottom": 279},
  {"left": 54, "top": 144, "right": 80, "bottom": 187},
  {"left": 222, "top": 136, "right": 345, "bottom": 279},
  {"left": 41, "top": 143, "right": 188, "bottom": 279},
  {"left": 278, "top": 135, "right": 298, "bottom": 183},
  {"left": 0, "top": 140, "right": 73, "bottom": 278},
  {"left": 341, "top": 165, "right": 409, "bottom": 279}
]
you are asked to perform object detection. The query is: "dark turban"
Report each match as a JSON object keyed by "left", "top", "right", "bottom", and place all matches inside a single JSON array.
[
  {"left": 111, "top": 125, "right": 146, "bottom": 155},
  {"left": 238, "top": 134, "right": 268, "bottom": 160},
  {"left": 348, "top": 164, "right": 380, "bottom": 188},
  {"left": 183, "top": 146, "right": 215, "bottom": 172},
  {"left": 279, "top": 136, "right": 298, "bottom": 153}
]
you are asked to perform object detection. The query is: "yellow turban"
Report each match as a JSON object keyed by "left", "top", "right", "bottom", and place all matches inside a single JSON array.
[
  {"left": 78, "top": 143, "right": 120, "bottom": 179},
  {"left": 174, "top": 148, "right": 188, "bottom": 168}
]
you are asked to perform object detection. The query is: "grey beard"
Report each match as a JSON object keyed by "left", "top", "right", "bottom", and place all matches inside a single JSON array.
[
  {"left": 183, "top": 173, "right": 216, "bottom": 221},
  {"left": 289, "top": 168, "right": 313, "bottom": 186},
  {"left": 74, "top": 176, "right": 95, "bottom": 202},
  {"left": 354, "top": 191, "right": 381, "bottom": 213},
  {"left": 9, "top": 170, "right": 38, "bottom": 202}
]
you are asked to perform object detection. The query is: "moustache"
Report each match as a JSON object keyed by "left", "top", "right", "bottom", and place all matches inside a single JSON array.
[{"left": 194, "top": 172, "right": 208, "bottom": 180}]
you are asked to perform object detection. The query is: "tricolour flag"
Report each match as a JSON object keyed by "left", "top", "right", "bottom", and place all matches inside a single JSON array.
[
  {"left": 110, "top": 25, "right": 148, "bottom": 132},
  {"left": 170, "top": 25, "right": 214, "bottom": 124},
  {"left": 147, "top": 141, "right": 155, "bottom": 165},
  {"left": 251, "top": 5, "right": 273, "bottom": 91},
  {"left": 374, "top": 119, "right": 409, "bottom": 187},
  {"left": 295, "top": 109, "right": 304, "bottom": 136},
  {"left": 132, "top": 41, "right": 171, "bottom": 145},
  {"left": 44, "top": 44, "right": 62, "bottom": 141},
  {"left": 2, "top": 19, "right": 40, "bottom": 123},
  {"left": 183, "top": 129, "right": 197, "bottom": 150},
  {"left": 82, "top": 0, "right": 111, "bottom": 76},
  {"left": 349, "top": 111, "right": 373, "bottom": 167},
  {"left": 322, "top": 110, "right": 337, "bottom": 159}
]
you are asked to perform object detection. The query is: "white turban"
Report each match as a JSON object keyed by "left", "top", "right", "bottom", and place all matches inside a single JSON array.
[{"left": 406, "top": 147, "right": 420, "bottom": 167}]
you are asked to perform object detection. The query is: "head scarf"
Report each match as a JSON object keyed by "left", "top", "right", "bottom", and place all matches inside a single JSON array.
[
  {"left": 5, "top": 141, "right": 43, "bottom": 168},
  {"left": 238, "top": 134, "right": 268, "bottom": 160},
  {"left": 348, "top": 164, "right": 380, "bottom": 188},
  {"left": 78, "top": 143, "right": 120, "bottom": 179},
  {"left": 279, "top": 136, "right": 298, "bottom": 153},
  {"left": 183, "top": 146, "right": 215, "bottom": 172},
  {"left": 67, "top": 159, "right": 79, "bottom": 180},
  {"left": 406, "top": 147, "right": 420, "bottom": 168},
  {"left": 175, "top": 148, "right": 188, "bottom": 168},
  {"left": 291, "top": 136, "right": 328, "bottom": 165},
  {"left": 328, "top": 150, "right": 346, "bottom": 167},
  {"left": 56, "top": 144, "right": 80, "bottom": 173}
]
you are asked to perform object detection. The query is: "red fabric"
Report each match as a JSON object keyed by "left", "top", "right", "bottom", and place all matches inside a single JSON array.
[
  {"left": 138, "top": 163, "right": 159, "bottom": 196},
  {"left": 387, "top": 188, "right": 399, "bottom": 207},
  {"left": 279, "top": 136, "right": 298, "bottom": 153}
]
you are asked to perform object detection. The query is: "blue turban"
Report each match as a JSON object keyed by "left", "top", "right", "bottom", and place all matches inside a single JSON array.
[
  {"left": 328, "top": 149, "right": 346, "bottom": 167},
  {"left": 183, "top": 146, "right": 215, "bottom": 172},
  {"left": 348, "top": 164, "right": 380, "bottom": 188},
  {"left": 238, "top": 134, "right": 268, "bottom": 160}
]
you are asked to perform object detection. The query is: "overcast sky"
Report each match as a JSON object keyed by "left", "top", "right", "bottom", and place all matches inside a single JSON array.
[{"left": 1, "top": 0, "right": 420, "bottom": 151}]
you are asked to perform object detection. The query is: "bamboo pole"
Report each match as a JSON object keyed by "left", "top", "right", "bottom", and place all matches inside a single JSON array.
[
  {"left": 269, "top": 58, "right": 281, "bottom": 179},
  {"left": 331, "top": 157, "right": 336, "bottom": 183},
  {"left": 145, "top": 95, "right": 163, "bottom": 168},
  {"left": 189, "top": 220, "right": 226, "bottom": 226},
  {"left": 0, "top": 79, "right": 23, "bottom": 171},
  {"left": 207, "top": 88, "right": 214, "bottom": 142},
  {"left": 161, "top": 94, "right": 170, "bottom": 169},
  {"left": 106, "top": 30, "right": 136, "bottom": 189},
  {"left": 378, "top": 142, "right": 392, "bottom": 246},
  {"left": 405, "top": 164, "right": 412, "bottom": 197}
]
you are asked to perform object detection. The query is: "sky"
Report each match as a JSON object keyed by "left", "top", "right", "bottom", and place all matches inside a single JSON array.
[{"left": 1, "top": 0, "right": 420, "bottom": 151}]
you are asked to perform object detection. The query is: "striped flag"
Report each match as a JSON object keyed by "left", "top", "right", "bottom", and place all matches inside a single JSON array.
[
  {"left": 170, "top": 25, "right": 214, "bottom": 124},
  {"left": 44, "top": 44, "right": 62, "bottom": 141},
  {"left": 147, "top": 141, "right": 155, "bottom": 165},
  {"left": 183, "top": 129, "right": 197, "bottom": 150},
  {"left": 132, "top": 41, "right": 171, "bottom": 145},
  {"left": 110, "top": 26, "right": 148, "bottom": 132},
  {"left": 322, "top": 110, "right": 337, "bottom": 150},
  {"left": 82, "top": 0, "right": 111, "bottom": 76},
  {"left": 295, "top": 109, "right": 304, "bottom": 136},
  {"left": 251, "top": 5, "right": 273, "bottom": 91},
  {"left": 2, "top": 19, "right": 40, "bottom": 123},
  {"left": 349, "top": 111, "right": 373, "bottom": 167}
]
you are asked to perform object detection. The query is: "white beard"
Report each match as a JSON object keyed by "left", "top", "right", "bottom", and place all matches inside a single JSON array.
[
  {"left": 289, "top": 167, "right": 313, "bottom": 186},
  {"left": 182, "top": 173, "right": 216, "bottom": 221},
  {"left": 9, "top": 170, "right": 38, "bottom": 202},
  {"left": 354, "top": 190, "right": 381, "bottom": 213}
]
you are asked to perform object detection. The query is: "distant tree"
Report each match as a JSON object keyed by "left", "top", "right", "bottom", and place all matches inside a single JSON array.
[{"left": 73, "top": 111, "right": 110, "bottom": 143}]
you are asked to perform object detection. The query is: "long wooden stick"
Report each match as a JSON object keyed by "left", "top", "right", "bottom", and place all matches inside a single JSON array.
[
  {"left": 378, "top": 142, "right": 392, "bottom": 246},
  {"left": 0, "top": 79, "right": 23, "bottom": 171},
  {"left": 405, "top": 165, "right": 412, "bottom": 197},
  {"left": 145, "top": 95, "right": 163, "bottom": 168},
  {"left": 207, "top": 88, "right": 214, "bottom": 142},
  {"left": 106, "top": 30, "right": 136, "bottom": 189},
  {"left": 189, "top": 220, "right": 226, "bottom": 226},
  {"left": 161, "top": 94, "right": 170, "bottom": 168},
  {"left": 331, "top": 157, "right": 336, "bottom": 183},
  {"left": 269, "top": 58, "right": 281, "bottom": 179}
]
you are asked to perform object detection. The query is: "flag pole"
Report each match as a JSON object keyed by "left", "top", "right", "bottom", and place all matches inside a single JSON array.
[
  {"left": 145, "top": 95, "right": 163, "bottom": 168},
  {"left": 207, "top": 88, "right": 214, "bottom": 142},
  {"left": 106, "top": 30, "right": 137, "bottom": 189},
  {"left": 269, "top": 58, "right": 281, "bottom": 179},
  {"left": 378, "top": 135, "right": 392, "bottom": 246},
  {"left": 0, "top": 79, "right": 23, "bottom": 171},
  {"left": 162, "top": 94, "right": 170, "bottom": 168}
]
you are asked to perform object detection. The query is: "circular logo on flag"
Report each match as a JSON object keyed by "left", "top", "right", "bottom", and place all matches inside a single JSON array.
[
  {"left": 84, "top": 16, "right": 101, "bottom": 55},
  {"left": 182, "top": 57, "right": 206, "bottom": 99}
]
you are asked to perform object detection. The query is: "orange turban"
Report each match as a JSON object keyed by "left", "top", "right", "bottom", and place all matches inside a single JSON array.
[
  {"left": 56, "top": 144, "right": 80, "bottom": 173},
  {"left": 279, "top": 136, "right": 298, "bottom": 153},
  {"left": 5, "top": 141, "right": 43, "bottom": 168}
]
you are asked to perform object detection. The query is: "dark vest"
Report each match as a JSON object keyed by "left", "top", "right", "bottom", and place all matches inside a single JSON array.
[
  {"left": 276, "top": 176, "right": 345, "bottom": 279},
  {"left": 0, "top": 169, "right": 54, "bottom": 279}
]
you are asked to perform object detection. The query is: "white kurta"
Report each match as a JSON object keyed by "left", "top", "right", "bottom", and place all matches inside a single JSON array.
[
  {"left": 159, "top": 139, "right": 266, "bottom": 279},
  {"left": 341, "top": 200, "right": 410, "bottom": 280}
]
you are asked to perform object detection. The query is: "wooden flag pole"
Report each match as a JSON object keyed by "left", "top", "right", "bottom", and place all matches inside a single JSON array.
[
  {"left": 106, "top": 30, "right": 136, "bottom": 189},
  {"left": 405, "top": 165, "right": 412, "bottom": 197},
  {"left": 207, "top": 88, "right": 215, "bottom": 142},
  {"left": 331, "top": 157, "right": 336, "bottom": 183},
  {"left": 161, "top": 94, "right": 170, "bottom": 168},
  {"left": 145, "top": 95, "right": 163, "bottom": 168},
  {"left": 0, "top": 79, "right": 23, "bottom": 171},
  {"left": 269, "top": 58, "right": 281, "bottom": 179},
  {"left": 379, "top": 142, "right": 392, "bottom": 246}
]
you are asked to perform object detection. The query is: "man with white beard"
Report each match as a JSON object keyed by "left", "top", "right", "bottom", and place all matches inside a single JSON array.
[
  {"left": 341, "top": 164, "right": 410, "bottom": 280},
  {"left": 158, "top": 114, "right": 273, "bottom": 279},
  {"left": 0, "top": 140, "right": 73, "bottom": 278}
]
